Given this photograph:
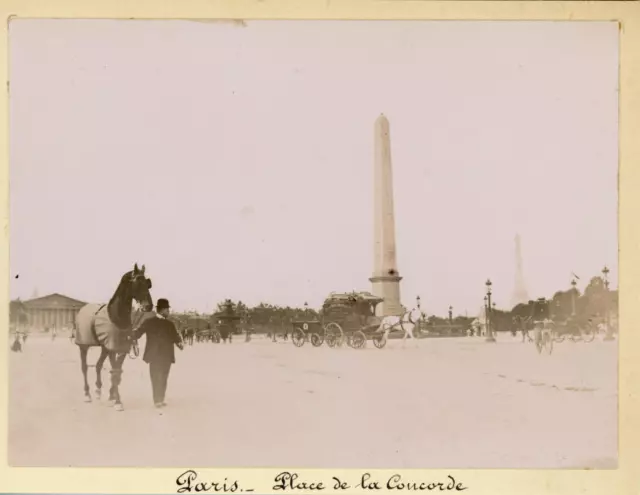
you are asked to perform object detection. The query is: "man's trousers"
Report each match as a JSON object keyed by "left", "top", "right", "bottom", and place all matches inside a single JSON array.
[{"left": 149, "top": 361, "right": 172, "bottom": 404}]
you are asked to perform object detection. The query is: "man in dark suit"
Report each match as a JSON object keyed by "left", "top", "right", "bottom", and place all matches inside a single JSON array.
[{"left": 134, "top": 298, "right": 183, "bottom": 408}]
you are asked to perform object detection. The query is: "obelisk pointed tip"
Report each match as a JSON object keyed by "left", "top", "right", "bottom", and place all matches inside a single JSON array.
[{"left": 375, "top": 114, "right": 390, "bottom": 133}]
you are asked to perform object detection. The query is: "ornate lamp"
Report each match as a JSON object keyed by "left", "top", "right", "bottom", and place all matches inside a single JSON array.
[
  {"left": 485, "top": 279, "right": 495, "bottom": 342},
  {"left": 602, "top": 266, "right": 614, "bottom": 341}
]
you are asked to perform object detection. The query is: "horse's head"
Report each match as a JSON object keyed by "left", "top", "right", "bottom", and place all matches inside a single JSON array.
[
  {"left": 408, "top": 307, "right": 423, "bottom": 324},
  {"left": 127, "top": 263, "right": 154, "bottom": 312}
]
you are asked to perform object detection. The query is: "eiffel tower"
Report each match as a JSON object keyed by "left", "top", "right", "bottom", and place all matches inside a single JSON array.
[{"left": 510, "top": 234, "right": 529, "bottom": 309}]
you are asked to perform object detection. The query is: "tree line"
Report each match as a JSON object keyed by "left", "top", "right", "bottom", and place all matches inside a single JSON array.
[
  {"left": 172, "top": 273, "right": 617, "bottom": 334},
  {"left": 9, "top": 272, "right": 617, "bottom": 335}
]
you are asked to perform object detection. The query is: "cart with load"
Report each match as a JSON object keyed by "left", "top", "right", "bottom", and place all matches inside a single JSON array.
[
  {"left": 291, "top": 318, "right": 324, "bottom": 347},
  {"left": 321, "top": 291, "right": 388, "bottom": 349},
  {"left": 291, "top": 292, "right": 387, "bottom": 349}
]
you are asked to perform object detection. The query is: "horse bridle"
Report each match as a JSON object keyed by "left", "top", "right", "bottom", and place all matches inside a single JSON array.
[{"left": 128, "top": 301, "right": 149, "bottom": 359}]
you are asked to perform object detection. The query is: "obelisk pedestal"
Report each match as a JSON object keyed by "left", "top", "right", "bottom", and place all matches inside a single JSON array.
[{"left": 369, "top": 114, "right": 404, "bottom": 317}]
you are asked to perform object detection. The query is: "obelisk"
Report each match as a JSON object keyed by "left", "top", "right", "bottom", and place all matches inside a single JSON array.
[
  {"left": 369, "top": 114, "right": 404, "bottom": 316},
  {"left": 510, "top": 234, "right": 529, "bottom": 308}
]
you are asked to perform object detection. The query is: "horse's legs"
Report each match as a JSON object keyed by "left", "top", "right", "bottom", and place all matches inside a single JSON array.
[
  {"left": 79, "top": 345, "right": 92, "bottom": 402},
  {"left": 410, "top": 327, "right": 419, "bottom": 347},
  {"left": 94, "top": 347, "right": 109, "bottom": 399},
  {"left": 107, "top": 352, "right": 117, "bottom": 404},
  {"left": 108, "top": 352, "right": 127, "bottom": 411}
]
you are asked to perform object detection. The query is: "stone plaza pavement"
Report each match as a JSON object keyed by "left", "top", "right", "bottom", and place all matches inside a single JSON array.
[{"left": 8, "top": 333, "right": 617, "bottom": 469}]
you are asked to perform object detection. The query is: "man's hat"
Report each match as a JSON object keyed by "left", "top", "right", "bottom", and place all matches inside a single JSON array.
[{"left": 157, "top": 298, "right": 170, "bottom": 311}]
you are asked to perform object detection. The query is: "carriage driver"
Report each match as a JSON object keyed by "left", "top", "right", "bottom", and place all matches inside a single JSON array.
[{"left": 133, "top": 298, "right": 184, "bottom": 409}]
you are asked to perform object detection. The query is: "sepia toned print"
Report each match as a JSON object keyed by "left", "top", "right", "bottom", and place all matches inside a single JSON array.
[{"left": 8, "top": 19, "right": 617, "bottom": 468}]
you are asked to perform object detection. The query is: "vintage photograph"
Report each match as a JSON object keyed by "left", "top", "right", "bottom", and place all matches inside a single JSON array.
[{"left": 8, "top": 19, "right": 618, "bottom": 469}]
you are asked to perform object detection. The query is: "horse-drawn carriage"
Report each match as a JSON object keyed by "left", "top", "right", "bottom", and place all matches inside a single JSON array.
[
  {"left": 195, "top": 327, "right": 222, "bottom": 343},
  {"left": 175, "top": 316, "right": 217, "bottom": 345},
  {"left": 213, "top": 300, "right": 242, "bottom": 343},
  {"left": 291, "top": 292, "right": 388, "bottom": 349},
  {"left": 548, "top": 315, "right": 598, "bottom": 344},
  {"left": 514, "top": 297, "right": 599, "bottom": 354}
]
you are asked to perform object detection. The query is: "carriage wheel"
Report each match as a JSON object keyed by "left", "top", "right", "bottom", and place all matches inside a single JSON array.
[
  {"left": 292, "top": 329, "right": 305, "bottom": 347},
  {"left": 311, "top": 333, "right": 324, "bottom": 347},
  {"left": 324, "top": 322, "right": 344, "bottom": 349},
  {"left": 326, "top": 333, "right": 339, "bottom": 347},
  {"left": 350, "top": 330, "right": 366, "bottom": 349},
  {"left": 373, "top": 333, "right": 387, "bottom": 349}
]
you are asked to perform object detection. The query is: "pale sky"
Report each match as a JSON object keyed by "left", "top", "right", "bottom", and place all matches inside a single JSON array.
[{"left": 9, "top": 20, "right": 618, "bottom": 315}]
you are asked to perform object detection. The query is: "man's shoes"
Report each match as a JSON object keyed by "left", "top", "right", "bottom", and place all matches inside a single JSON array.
[
  {"left": 154, "top": 402, "right": 164, "bottom": 408},
  {"left": 160, "top": 402, "right": 167, "bottom": 407}
]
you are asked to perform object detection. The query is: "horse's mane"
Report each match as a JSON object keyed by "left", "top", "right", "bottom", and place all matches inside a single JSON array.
[{"left": 107, "top": 271, "right": 135, "bottom": 330}]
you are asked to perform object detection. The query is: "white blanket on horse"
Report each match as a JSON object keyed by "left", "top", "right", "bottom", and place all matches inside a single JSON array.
[{"left": 75, "top": 303, "right": 133, "bottom": 352}]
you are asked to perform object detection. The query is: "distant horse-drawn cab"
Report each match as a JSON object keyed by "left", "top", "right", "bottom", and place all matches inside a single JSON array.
[{"left": 213, "top": 300, "right": 241, "bottom": 343}]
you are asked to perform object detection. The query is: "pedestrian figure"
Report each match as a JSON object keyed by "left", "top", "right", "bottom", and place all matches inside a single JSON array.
[
  {"left": 133, "top": 298, "right": 183, "bottom": 409},
  {"left": 11, "top": 334, "right": 22, "bottom": 353}
]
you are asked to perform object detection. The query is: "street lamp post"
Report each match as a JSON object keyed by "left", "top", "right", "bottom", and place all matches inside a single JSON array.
[
  {"left": 602, "top": 266, "right": 614, "bottom": 341},
  {"left": 244, "top": 308, "right": 251, "bottom": 342},
  {"left": 492, "top": 302, "right": 497, "bottom": 333},
  {"left": 483, "top": 295, "right": 488, "bottom": 338},
  {"left": 571, "top": 279, "right": 577, "bottom": 316},
  {"left": 485, "top": 279, "right": 496, "bottom": 342},
  {"left": 415, "top": 296, "right": 424, "bottom": 333}
]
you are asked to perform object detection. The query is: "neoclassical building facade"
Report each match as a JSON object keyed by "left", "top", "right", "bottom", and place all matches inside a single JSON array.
[{"left": 22, "top": 293, "right": 87, "bottom": 329}]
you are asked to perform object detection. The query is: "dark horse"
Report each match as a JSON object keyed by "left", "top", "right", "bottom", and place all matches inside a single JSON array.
[{"left": 74, "top": 264, "right": 153, "bottom": 411}]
